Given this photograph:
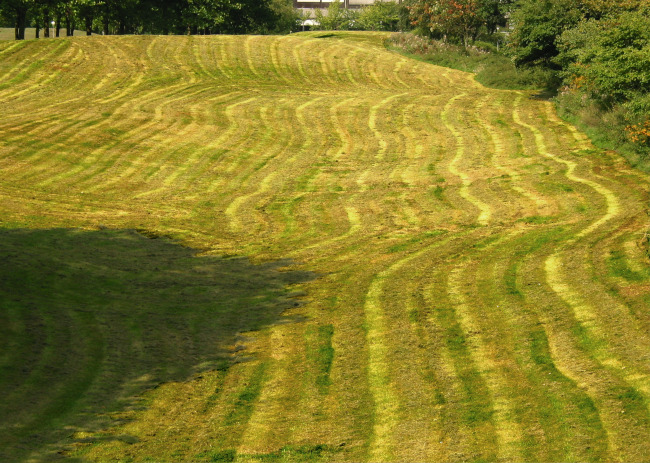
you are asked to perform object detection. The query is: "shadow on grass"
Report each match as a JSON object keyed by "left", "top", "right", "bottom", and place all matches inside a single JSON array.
[{"left": 0, "top": 228, "right": 315, "bottom": 461}]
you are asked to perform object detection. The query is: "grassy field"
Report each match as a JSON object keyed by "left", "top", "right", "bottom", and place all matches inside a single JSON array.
[
  {"left": 0, "top": 28, "right": 89, "bottom": 41},
  {"left": 1, "top": 31, "right": 650, "bottom": 462}
]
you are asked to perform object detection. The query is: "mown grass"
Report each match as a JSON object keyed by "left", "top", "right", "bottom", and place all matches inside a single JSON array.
[
  {"left": 196, "top": 444, "right": 337, "bottom": 462},
  {"left": 0, "top": 228, "right": 313, "bottom": 461},
  {"left": 1, "top": 31, "right": 650, "bottom": 462}
]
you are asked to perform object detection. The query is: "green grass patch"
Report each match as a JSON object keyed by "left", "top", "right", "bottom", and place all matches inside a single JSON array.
[
  {"left": 516, "top": 216, "right": 555, "bottom": 225},
  {"left": 197, "top": 444, "right": 337, "bottom": 462},
  {"left": 225, "top": 361, "right": 268, "bottom": 426},
  {"left": 196, "top": 449, "right": 237, "bottom": 462},
  {"left": 315, "top": 325, "right": 335, "bottom": 390},
  {"left": 554, "top": 93, "right": 650, "bottom": 173},
  {"left": 430, "top": 185, "right": 445, "bottom": 201},
  {"left": 247, "top": 444, "right": 337, "bottom": 461},
  {"left": 504, "top": 228, "right": 567, "bottom": 297},
  {"left": 470, "top": 235, "right": 501, "bottom": 250},
  {"left": 434, "top": 306, "right": 494, "bottom": 429},
  {"left": 504, "top": 263, "right": 522, "bottom": 297},
  {"left": 388, "top": 230, "right": 446, "bottom": 253},
  {"left": 612, "top": 386, "right": 650, "bottom": 430},
  {"left": 608, "top": 250, "right": 647, "bottom": 282}
]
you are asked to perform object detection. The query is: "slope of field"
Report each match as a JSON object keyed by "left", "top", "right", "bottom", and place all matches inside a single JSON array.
[{"left": 1, "top": 32, "right": 650, "bottom": 462}]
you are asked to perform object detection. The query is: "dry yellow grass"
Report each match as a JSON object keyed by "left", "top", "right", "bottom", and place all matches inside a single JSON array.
[{"left": 1, "top": 31, "right": 650, "bottom": 462}]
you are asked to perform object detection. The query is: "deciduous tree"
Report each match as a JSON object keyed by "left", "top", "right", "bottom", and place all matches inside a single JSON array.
[
  {"left": 557, "top": 8, "right": 650, "bottom": 108},
  {"left": 409, "top": 0, "right": 498, "bottom": 46}
]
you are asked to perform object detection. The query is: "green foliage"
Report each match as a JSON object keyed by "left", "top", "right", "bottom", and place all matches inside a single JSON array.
[
  {"left": 356, "top": 1, "right": 408, "bottom": 32},
  {"left": 0, "top": 0, "right": 32, "bottom": 39},
  {"left": 2, "top": 0, "right": 290, "bottom": 38},
  {"left": 478, "top": 0, "right": 509, "bottom": 34},
  {"left": 507, "top": 0, "right": 583, "bottom": 69},
  {"left": 268, "top": 0, "right": 302, "bottom": 33},
  {"left": 314, "top": 0, "right": 358, "bottom": 31},
  {"left": 507, "top": 0, "right": 647, "bottom": 68},
  {"left": 409, "top": 0, "right": 482, "bottom": 46},
  {"left": 556, "top": 9, "right": 650, "bottom": 108},
  {"left": 408, "top": 0, "right": 508, "bottom": 46}
]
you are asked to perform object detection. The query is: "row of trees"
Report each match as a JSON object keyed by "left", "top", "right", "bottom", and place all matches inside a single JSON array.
[
  {"left": 312, "top": 0, "right": 509, "bottom": 39},
  {"left": 0, "top": 0, "right": 299, "bottom": 39},
  {"left": 1, "top": 0, "right": 512, "bottom": 40},
  {"left": 313, "top": 1, "right": 409, "bottom": 32}
]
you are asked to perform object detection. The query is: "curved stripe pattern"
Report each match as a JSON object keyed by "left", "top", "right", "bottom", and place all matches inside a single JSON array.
[{"left": 1, "top": 31, "right": 650, "bottom": 462}]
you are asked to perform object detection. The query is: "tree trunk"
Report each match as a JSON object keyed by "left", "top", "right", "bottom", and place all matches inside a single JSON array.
[
  {"left": 102, "top": 2, "right": 110, "bottom": 35},
  {"left": 44, "top": 9, "right": 50, "bottom": 38},
  {"left": 161, "top": 3, "right": 169, "bottom": 35},
  {"left": 14, "top": 7, "right": 27, "bottom": 40}
]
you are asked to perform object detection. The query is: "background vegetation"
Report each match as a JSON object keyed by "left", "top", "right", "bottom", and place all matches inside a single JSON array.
[{"left": 0, "top": 0, "right": 302, "bottom": 38}]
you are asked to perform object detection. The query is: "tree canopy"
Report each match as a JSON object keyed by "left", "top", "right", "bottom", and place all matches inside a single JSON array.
[
  {"left": 408, "top": 0, "right": 509, "bottom": 46},
  {"left": 507, "top": 0, "right": 649, "bottom": 68},
  {"left": 0, "top": 0, "right": 300, "bottom": 39}
]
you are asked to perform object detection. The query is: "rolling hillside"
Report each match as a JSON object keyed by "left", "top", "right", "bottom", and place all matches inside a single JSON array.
[{"left": 1, "top": 32, "right": 650, "bottom": 462}]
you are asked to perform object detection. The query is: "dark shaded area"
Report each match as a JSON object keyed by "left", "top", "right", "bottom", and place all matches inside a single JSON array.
[
  {"left": 0, "top": 228, "right": 315, "bottom": 461},
  {"left": 196, "top": 444, "right": 339, "bottom": 462}
]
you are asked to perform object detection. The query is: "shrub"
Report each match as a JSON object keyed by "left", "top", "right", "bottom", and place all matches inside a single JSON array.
[
  {"left": 314, "top": 1, "right": 358, "bottom": 31},
  {"left": 356, "top": 1, "right": 409, "bottom": 32}
]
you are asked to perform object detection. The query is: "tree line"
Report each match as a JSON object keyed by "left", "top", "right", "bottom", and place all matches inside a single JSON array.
[{"left": 0, "top": 0, "right": 299, "bottom": 39}]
